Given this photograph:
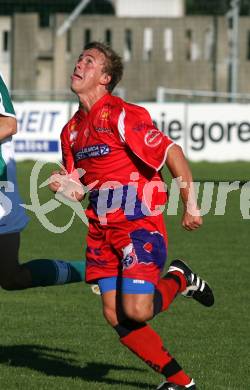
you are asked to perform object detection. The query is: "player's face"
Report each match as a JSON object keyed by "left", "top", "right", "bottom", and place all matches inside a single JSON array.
[{"left": 71, "top": 49, "right": 109, "bottom": 95}]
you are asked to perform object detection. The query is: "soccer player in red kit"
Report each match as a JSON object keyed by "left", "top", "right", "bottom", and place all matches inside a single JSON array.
[{"left": 50, "top": 42, "right": 214, "bottom": 390}]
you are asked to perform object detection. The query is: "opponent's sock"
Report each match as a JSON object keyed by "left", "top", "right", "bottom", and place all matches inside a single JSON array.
[
  {"left": 153, "top": 271, "right": 187, "bottom": 316},
  {"left": 114, "top": 320, "right": 191, "bottom": 386},
  {"left": 23, "top": 259, "right": 85, "bottom": 287}
]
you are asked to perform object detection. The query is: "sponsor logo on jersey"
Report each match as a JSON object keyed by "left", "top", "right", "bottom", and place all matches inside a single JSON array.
[
  {"left": 95, "top": 127, "right": 112, "bottom": 134},
  {"left": 144, "top": 129, "right": 163, "bottom": 147},
  {"left": 75, "top": 144, "right": 110, "bottom": 162},
  {"left": 132, "top": 122, "right": 149, "bottom": 132}
]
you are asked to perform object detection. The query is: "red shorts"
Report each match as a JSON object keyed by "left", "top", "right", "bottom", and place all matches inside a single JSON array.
[{"left": 85, "top": 215, "right": 168, "bottom": 286}]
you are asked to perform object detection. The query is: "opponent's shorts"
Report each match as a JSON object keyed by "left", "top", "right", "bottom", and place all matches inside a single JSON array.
[
  {"left": 0, "top": 183, "right": 29, "bottom": 235},
  {"left": 0, "top": 142, "right": 29, "bottom": 235},
  {"left": 85, "top": 215, "right": 168, "bottom": 287}
]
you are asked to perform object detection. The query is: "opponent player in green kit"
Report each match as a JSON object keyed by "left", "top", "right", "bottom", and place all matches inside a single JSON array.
[{"left": 0, "top": 72, "right": 85, "bottom": 290}]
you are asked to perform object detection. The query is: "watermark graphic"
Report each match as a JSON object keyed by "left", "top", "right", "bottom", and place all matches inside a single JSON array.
[
  {"left": 2, "top": 161, "right": 250, "bottom": 234},
  {"left": 22, "top": 161, "right": 90, "bottom": 233},
  {"left": 0, "top": 181, "right": 14, "bottom": 219},
  {"left": 21, "top": 166, "right": 250, "bottom": 229}
]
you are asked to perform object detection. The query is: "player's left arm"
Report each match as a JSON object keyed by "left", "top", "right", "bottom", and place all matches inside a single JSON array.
[
  {"left": 165, "top": 144, "right": 202, "bottom": 231},
  {"left": 114, "top": 103, "right": 201, "bottom": 230},
  {"left": 114, "top": 103, "right": 173, "bottom": 171}
]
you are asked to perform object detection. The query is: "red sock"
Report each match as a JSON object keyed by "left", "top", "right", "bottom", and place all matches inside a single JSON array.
[
  {"left": 120, "top": 323, "right": 191, "bottom": 386},
  {"left": 155, "top": 271, "right": 187, "bottom": 312}
]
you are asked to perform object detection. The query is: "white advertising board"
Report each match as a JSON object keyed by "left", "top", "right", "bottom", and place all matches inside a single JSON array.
[
  {"left": 14, "top": 102, "right": 69, "bottom": 162},
  {"left": 12, "top": 101, "right": 250, "bottom": 162},
  {"left": 141, "top": 102, "right": 250, "bottom": 161},
  {"left": 187, "top": 104, "right": 250, "bottom": 161}
]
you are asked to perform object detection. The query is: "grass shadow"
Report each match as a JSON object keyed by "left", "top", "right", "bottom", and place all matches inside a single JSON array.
[{"left": 0, "top": 344, "right": 151, "bottom": 388}]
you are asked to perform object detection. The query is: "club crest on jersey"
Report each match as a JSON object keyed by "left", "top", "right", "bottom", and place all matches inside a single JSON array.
[
  {"left": 99, "top": 105, "right": 111, "bottom": 122},
  {"left": 122, "top": 243, "right": 138, "bottom": 270},
  {"left": 97, "top": 105, "right": 112, "bottom": 131},
  {"left": 100, "top": 110, "right": 110, "bottom": 120},
  {"left": 144, "top": 129, "right": 163, "bottom": 147}
]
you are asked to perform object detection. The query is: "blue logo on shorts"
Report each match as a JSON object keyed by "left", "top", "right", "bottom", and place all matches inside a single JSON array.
[
  {"left": 130, "top": 229, "right": 167, "bottom": 271},
  {"left": 122, "top": 244, "right": 138, "bottom": 270}
]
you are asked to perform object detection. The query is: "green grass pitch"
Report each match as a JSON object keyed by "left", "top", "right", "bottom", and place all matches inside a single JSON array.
[{"left": 0, "top": 161, "right": 249, "bottom": 389}]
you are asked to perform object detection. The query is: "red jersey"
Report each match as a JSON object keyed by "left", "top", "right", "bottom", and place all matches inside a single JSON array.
[{"left": 61, "top": 94, "right": 174, "bottom": 223}]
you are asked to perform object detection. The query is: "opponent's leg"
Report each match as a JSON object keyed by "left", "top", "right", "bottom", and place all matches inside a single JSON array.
[
  {"left": 23, "top": 259, "right": 85, "bottom": 287},
  {"left": 0, "top": 232, "right": 31, "bottom": 289},
  {"left": 0, "top": 232, "right": 85, "bottom": 290}
]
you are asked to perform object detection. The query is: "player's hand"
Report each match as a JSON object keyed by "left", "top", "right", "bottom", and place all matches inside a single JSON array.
[
  {"left": 49, "top": 170, "right": 85, "bottom": 202},
  {"left": 48, "top": 170, "right": 67, "bottom": 193},
  {"left": 182, "top": 208, "right": 203, "bottom": 231},
  {"left": 61, "top": 179, "right": 85, "bottom": 202}
]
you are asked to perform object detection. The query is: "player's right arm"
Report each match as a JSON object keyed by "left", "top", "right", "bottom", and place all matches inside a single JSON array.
[
  {"left": 48, "top": 123, "right": 74, "bottom": 192},
  {"left": 49, "top": 121, "right": 84, "bottom": 201}
]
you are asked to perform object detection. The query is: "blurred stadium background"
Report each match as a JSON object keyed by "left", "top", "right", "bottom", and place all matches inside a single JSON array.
[
  {"left": 1, "top": 0, "right": 250, "bottom": 102},
  {"left": 0, "top": 1, "right": 250, "bottom": 389}
]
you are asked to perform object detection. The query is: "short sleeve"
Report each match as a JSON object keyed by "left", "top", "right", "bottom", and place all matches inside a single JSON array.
[
  {"left": 116, "top": 102, "right": 174, "bottom": 171},
  {"left": 0, "top": 73, "right": 16, "bottom": 118}
]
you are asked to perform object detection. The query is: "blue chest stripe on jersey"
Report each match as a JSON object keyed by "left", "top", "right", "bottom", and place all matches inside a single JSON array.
[{"left": 89, "top": 185, "right": 150, "bottom": 220}]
